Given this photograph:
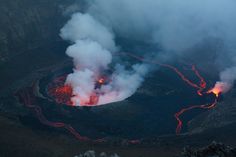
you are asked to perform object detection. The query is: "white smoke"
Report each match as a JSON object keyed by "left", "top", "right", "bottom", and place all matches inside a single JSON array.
[
  {"left": 88, "top": 0, "right": 236, "bottom": 94},
  {"left": 98, "top": 64, "right": 148, "bottom": 104},
  {"left": 60, "top": 13, "right": 116, "bottom": 52},
  {"left": 65, "top": 40, "right": 112, "bottom": 72},
  {"left": 61, "top": 0, "right": 236, "bottom": 106},
  {"left": 214, "top": 67, "right": 236, "bottom": 93},
  {"left": 60, "top": 13, "right": 148, "bottom": 106},
  {"left": 89, "top": 0, "right": 236, "bottom": 53}
]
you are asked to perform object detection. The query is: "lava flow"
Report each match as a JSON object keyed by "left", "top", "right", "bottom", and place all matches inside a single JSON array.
[
  {"left": 120, "top": 52, "right": 206, "bottom": 91},
  {"left": 47, "top": 75, "right": 74, "bottom": 106},
  {"left": 173, "top": 70, "right": 222, "bottom": 134},
  {"left": 121, "top": 52, "right": 220, "bottom": 134},
  {"left": 16, "top": 86, "right": 141, "bottom": 144},
  {"left": 47, "top": 52, "right": 221, "bottom": 136},
  {"left": 16, "top": 87, "right": 100, "bottom": 142},
  {"left": 172, "top": 66, "right": 220, "bottom": 134},
  {"left": 207, "top": 86, "right": 222, "bottom": 97},
  {"left": 47, "top": 75, "right": 108, "bottom": 106},
  {"left": 175, "top": 95, "right": 218, "bottom": 134}
]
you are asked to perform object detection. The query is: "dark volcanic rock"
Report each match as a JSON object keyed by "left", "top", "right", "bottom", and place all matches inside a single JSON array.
[
  {"left": 0, "top": 0, "right": 86, "bottom": 62},
  {"left": 188, "top": 88, "right": 236, "bottom": 134},
  {"left": 181, "top": 141, "right": 236, "bottom": 157},
  {"left": 74, "top": 150, "right": 120, "bottom": 157},
  {"left": 0, "top": 0, "right": 86, "bottom": 89}
]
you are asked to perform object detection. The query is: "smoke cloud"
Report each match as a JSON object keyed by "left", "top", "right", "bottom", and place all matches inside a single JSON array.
[
  {"left": 89, "top": 0, "right": 236, "bottom": 53},
  {"left": 98, "top": 64, "right": 148, "bottom": 105},
  {"left": 60, "top": 13, "right": 148, "bottom": 106},
  {"left": 213, "top": 67, "right": 236, "bottom": 93},
  {"left": 61, "top": 0, "right": 236, "bottom": 106},
  {"left": 60, "top": 13, "right": 116, "bottom": 52},
  {"left": 88, "top": 0, "right": 236, "bottom": 93}
]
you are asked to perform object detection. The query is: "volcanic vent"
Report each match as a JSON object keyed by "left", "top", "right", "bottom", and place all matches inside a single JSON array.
[
  {"left": 46, "top": 72, "right": 111, "bottom": 107},
  {"left": 15, "top": 6, "right": 235, "bottom": 143}
]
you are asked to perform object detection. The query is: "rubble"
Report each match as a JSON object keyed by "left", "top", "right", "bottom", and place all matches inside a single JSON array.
[
  {"left": 74, "top": 150, "right": 120, "bottom": 157},
  {"left": 182, "top": 141, "right": 236, "bottom": 157}
]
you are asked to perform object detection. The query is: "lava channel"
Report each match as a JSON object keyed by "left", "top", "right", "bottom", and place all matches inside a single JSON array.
[{"left": 121, "top": 52, "right": 220, "bottom": 134}]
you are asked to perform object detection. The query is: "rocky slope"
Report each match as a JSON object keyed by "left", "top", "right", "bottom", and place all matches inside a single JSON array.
[
  {"left": 0, "top": 0, "right": 86, "bottom": 63},
  {"left": 0, "top": 0, "right": 87, "bottom": 89},
  {"left": 181, "top": 141, "right": 236, "bottom": 157},
  {"left": 188, "top": 87, "right": 236, "bottom": 134}
]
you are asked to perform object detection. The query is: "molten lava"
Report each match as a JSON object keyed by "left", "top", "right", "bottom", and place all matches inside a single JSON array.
[
  {"left": 98, "top": 78, "right": 105, "bottom": 84},
  {"left": 207, "top": 87, "right": 222, "bottom": 97},
  {"left": 121, "top": 52, "right": 221, "bottom": 134},
  {"left": 14, "top": 52, "right": 227, "bottom": 144},
  {"left": 16, "top": 88, "right": 103, "bottom": 142},
  {"left": 77, "top": 92, "right": 99, "bottom": 106},
  {"left": 17, "top": 87, "right": 140, "bottom": 144},
  {"left": 47, "top": 53, "right": 223, "bottom": 135},
  {"left": 78, "top": 77, "right": 108, "bottom": 106},
  {"left": 47, "top": 75, "right": 110, "bottom": 106},
  {"left": 47, "top": 76, "right": 74, "bottom": 106},
  {"left": 174, "top": 95, "right": 218, "bottom": 134}
]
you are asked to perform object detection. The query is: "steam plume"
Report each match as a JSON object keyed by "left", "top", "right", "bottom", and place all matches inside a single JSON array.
[
  {"left": 213, "top": 67, "right": 236, "bottom": 93},
  {"left": 60, "top": 13, "right": 148, "bottom": 106},
  {"left": 88, "top": 0, "right": 236, "bottom": 94},
  {"left": 61, "top": 0, "right": 236, "bottom": 106}
]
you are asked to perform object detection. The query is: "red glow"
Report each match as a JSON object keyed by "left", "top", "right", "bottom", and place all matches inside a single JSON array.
[
  {"left": 173, "top": 66, "right": 218, "bottom": 134},
  {"left": 175, "top": 99, "right": 217, "bottom": 134},
  {"left": 70, "top": 77, "right": 108, "bottom": 106},
  {"left": 98, "top": 78, "right": 105, "bottom": 84},
  {"left": 16, "top": 88, "right": 92, "bottom": 142},
  {"left": 207, "top": 87, "right": 221, "bottom": 97},
  {"left": 47, "top": 75, "right": 103, "bottom": 106},
  {"left": 16, "top": 87, "right": 140, "bottom": 144},
  {"left": 191, "top": 65, "right": 206, "bottom": 89},
  {"left": 82, "top": 92, "right": 99, "bottom": 106},
  {"left": 120, "top": 52, "right": 204, "bottom": 90},
  {"left": 120, "top": 52, "right": 219, "bottom": 134},
  {"left": 47, "top": 53, "right": 220, "bottom": 136},
  {"left": 47, "top": 76, "right": 74, "bottom": 106},
  {"left": 71, "top": 93, "right": 99, "bottom": 106}
]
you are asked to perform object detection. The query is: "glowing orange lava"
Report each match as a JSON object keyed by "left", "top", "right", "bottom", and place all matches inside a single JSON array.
[
  {"left": 55, "top": 85, "right": 72, "bottom": 95},
  {"left": 47, "top": 76, "right": 74, "bottom": 106},
  {"left": 54, "top": 85, "right": 73, "bottom": 105},
  {"left": 78, "top": 92, "right": 99, "bottom": 106},
  {"left": 120, "top": 52, "right": 220, "bottom": 134},
  {"left": 17, "top": 87, "right": 140, "bottom": 144},
  {"left": 207, "top": 87, "right": 221, "bottom": 97},
  {"left": 175, "top": 98, "right": 218, "bottom": 134},
  {"left": 47, "top": 53, "right": 223, "bottom": 135},
  {"left": 16, "top": 88, "right": 101, "bottom": 142},
  {"left": 73, "top": 77, "right": 108, "bottom": 106},
  {"left": 98, "top": 78, "right": 105, "bottom": 84},
  {"left": 47, "top": 75, "right": 106, "bottom": 106}
]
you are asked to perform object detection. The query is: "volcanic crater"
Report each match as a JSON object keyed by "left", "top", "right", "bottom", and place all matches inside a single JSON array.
[{"left": 15, "top": 61, "right": 219, "bottom": 142}]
